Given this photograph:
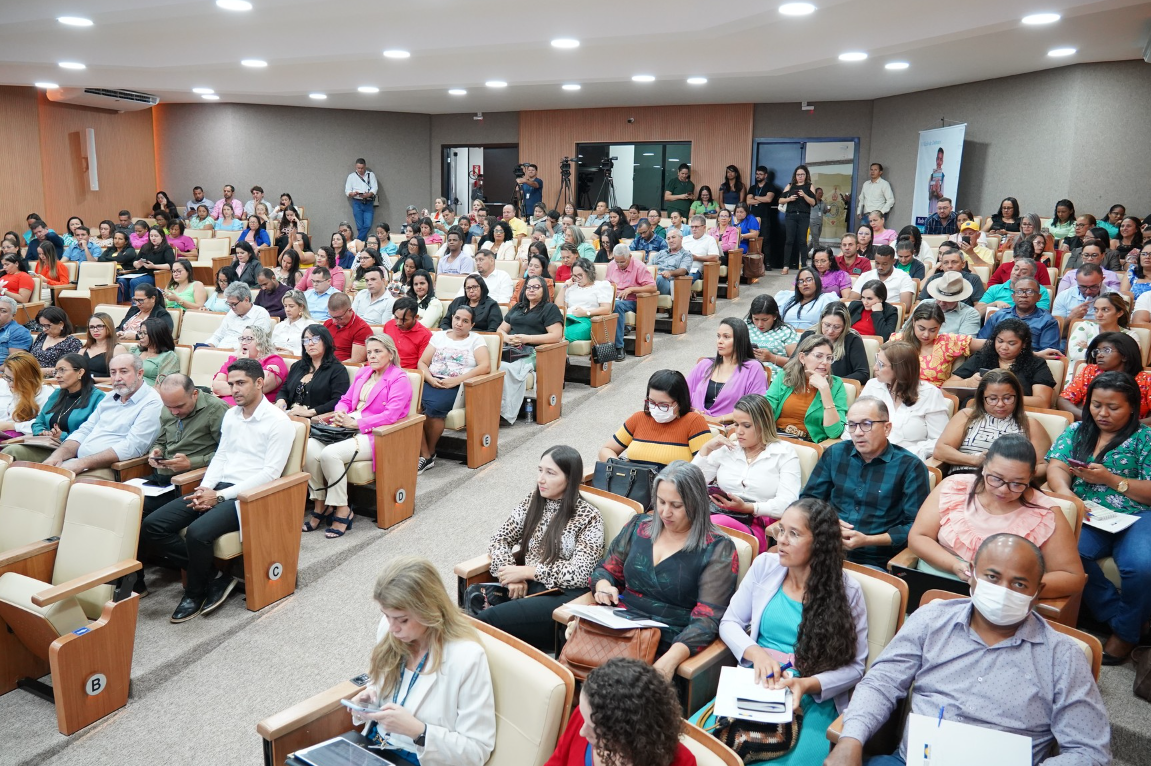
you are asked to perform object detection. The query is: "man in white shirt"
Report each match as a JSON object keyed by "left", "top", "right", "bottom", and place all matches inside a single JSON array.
[
  {"left": 243, "top": 185, "right": 267, "bottom": 217},
  {"left": 584, "top": 201, "right": 610, "bottom": 230},
  {"left": 141, "top": 357, "right": 295, "bottom": 623},
  {"left": 351, "top": 267, "right": 395, "bottom": 324},
  {"left": 462, "top": 249, "right": 513, "bottom": 304},
  {"left": 436, "top": 228, "right": 476, "bottom": 275},
  {"left": 211, "top": 185, "right": 244, "bottom": 220},
  {"left": 185, "top": 186, "right": 213, "bottom": 217},
  {"left": 681, "top": 215, "right": 722, "bottom": 279},
  {"left": 345, "top": 157, "right": 378, "bottom": 242},
  {"left": 856, "top": 162, "right": 894, "bottom": 225},
  {"left": 847, "top": 245, "right": 915, "bottom": 312},
  {"left": 204, "top": 283, "right": 273, "bottom": 349}
]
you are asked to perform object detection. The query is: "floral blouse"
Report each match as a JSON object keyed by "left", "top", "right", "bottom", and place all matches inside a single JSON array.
[
  {"left": 1047, "top": 422, "right": 1151, "bottom": 515},
  {"left": 747, "top": 322, "right": 798, "bottom": 375},
  {"left": 591, "top": 514, "right": 738, "bottom": 654},
  {"left": 30, "top": 334, "right": 82, "bottom": 370},
  {"left": 1061, "top": 364, "right": 1151, "bottom": 418},
  {"left": 487, "top": 493, "right": 604, "bottom": 590},
  {"left": 1064, "top": 323, "right": 1140, "bottom": 385},
  {"left": 890, "top": 331, "right": 971, "bottom": 387}
]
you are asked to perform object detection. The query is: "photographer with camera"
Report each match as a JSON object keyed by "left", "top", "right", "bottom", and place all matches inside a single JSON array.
[
  {"left": 344, "top": 158, "right": 377, "bottom": 241},
  {"left": 516, "top": 163, "right": 543, "bottom": 220}
]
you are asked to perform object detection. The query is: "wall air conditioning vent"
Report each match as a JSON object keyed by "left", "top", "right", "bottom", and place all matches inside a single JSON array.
[
  {"left": 83, "top": 88, "right": 158, "bottom": 105},
  {"left": 45, "top": 87, "right": 159, "bottom": 112}
]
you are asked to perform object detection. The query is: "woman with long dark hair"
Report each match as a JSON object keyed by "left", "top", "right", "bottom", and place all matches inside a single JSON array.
[
  {"left": 848, "top": 279, "right": 899, "bottom": 341},
  {"left": 892, "top": 301, "right": 983, "bottom": 387},
  {"left": 693, "top": 497, "right": 867, "bottom": 765},
  {"left": 947, "top": 318, "right": 1055, "bottom": 409},
  {"left": 860, "top": 340, "right": 949, "bottom": 459},
  {"left": 231, "top": 240, "right": 261, "bottom": 286},
  {"left": 690, "top": 187, "right": 719, "bottom": 218},
  {"left": 598, "top": 369, "right": 711, "bottom": 467},
  {"left": 418, "top": 304, "right": 491, "bottom": 470},
  {"left": 1049, "top": 199, "right": 1076, "bottom": 242},
  {"left": 745, "top": 293, "right": 798, "bottom": 375},
  {"left": 594, "top": 227, "right": 620, "bottom": 264},
  {"left": 811, "top": 245, "right": 851, "bottom": 296},
  {"left": 278, "top": 324, "right": 350, "bottom": 430},
  {"left": 474, "top": 445, "right": 603, "bottom": 652},
  {"left": 237, "top": 214, "right": 269, "bottom": 249},
  {"left": 779, "top": 165, "right": 816, "bottom": 274},
  {"left": 496, "top": 274, "right": 564, "bottom": 424},
  {"left": 28, "top": 353, "right": 104, "bottom": 441},
  {"left": 718, "top": 165, "right": 747, "bottom": 211},
  {"left": 1047, "top": 371, "right": 1151, "bottom": 664},
  {"left": 1059, "top": 332, "right": 1151, "bottom": 421},
  {"left": 686, "top": 317, "right": 768, "bottom": 422},
  {"left": 772, "top": 267, "right": 837, "bottom": 331},
  {"left": 983, "top": 196, "right": 1021, "bottom": 235},
  {"left": 410, "top": 270, "right": 442, "bottom": 329}
]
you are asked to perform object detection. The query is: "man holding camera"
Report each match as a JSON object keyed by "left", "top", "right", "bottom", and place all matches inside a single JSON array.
[
  {"left": 517, "top": 163, "right": 542, "bottom": 219},
  {"left": 345, "top": 157, "right": 378, "bottom": 241}
]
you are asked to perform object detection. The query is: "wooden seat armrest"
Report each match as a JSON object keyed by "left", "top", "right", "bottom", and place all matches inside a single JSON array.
[
  {"left": 256, "top": 680, "right": 364, "bottom": 741},
  {"left": 1, "top": 435, "right": 28, "bottom": 445},
  {"left": 0, "top": 538, "right": 59, "bottom": 569},
  {"left": 49, "top": 283, "right": 79, "bottom": 293},
  {"left": 674, "top": 275, "right": 693, "bottom": 282},
  {"left": 453, "top": 554, "right": 493, "bottom": 581},
  {"left": 111, "top": 456, "right": 150, "bottom": 471},
  {"left": 172, "top": 467, "right": 208, "bottom": 489},
  {"left": 589, "top": 314, "right": 613, "bottom": 324},
  {"left": 827, "top": 714, "right": 845, "bottom": 744},
  {"left": 236, "top": 472, "right": 310, "bottom": 504},
  {"left": 888, "top": 548, "right": 919, "bottom": 572},
  {"left": 534, "top": 340, "right": 569, "bottom": 354},
  {"left": 675, "top": 640, "right": 731, "bottom": 679},
  {"left": 462, "top": 370, "right": 505, "bottom": 388},
  {"left": 31, "top": 559, "right": 141, "bottom": 607},
  {"left": 925, "top": 457, "right": 943, "bottom": 469},
  {"left": 372, "top": 414, "right": 426, "bottom": 439},
  {"left": 553, "top": 591, "right": 595, "bottom": 625}
]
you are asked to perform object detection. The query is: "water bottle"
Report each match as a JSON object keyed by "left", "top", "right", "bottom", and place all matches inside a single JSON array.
[{"left": 525, "top": 398, "right": 535, "bottom": 423}]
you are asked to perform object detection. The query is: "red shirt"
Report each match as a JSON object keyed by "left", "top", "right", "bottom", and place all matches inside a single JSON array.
[
  {"left": 324, "top": 312, "right": 372, "bottom": 361},
  {"left": 852, "top": 309, "right": 875, "bottom": 337},
  {"left": 383, "top": 319, "right": 431, "bottom": 369},
  {"left": 836, "top": 254, "right": 870, "bottom": 277},
  {"left": 543, "top": 707, "right": 697, "bottom": 766},
  {"left": 0, "top": 271, "right": 35, "bottom": 297},
  {"left": 987, "top": 260, "right": 1051, "bottom": 287}
]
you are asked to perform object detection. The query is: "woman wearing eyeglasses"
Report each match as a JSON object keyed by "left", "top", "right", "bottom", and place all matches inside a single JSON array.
[
  {"left": 764, "top": 335, "right": 848, "bottom": 443},
  {"left": 909, "top": 433, "right": 1083, "bottom": 590},
  {"left": 598, "top": 369, "right": 711, "bottom": 468},
  {"left": 277, "top": 324, "right": 350, "bottom": 421},
  {"left": 496, "top": 275, "right": 564, "bottom": 425},
  {"left": 859, "top": 341, "right": 949, "bottom": 460},
  {"left": 210, "top": 325, "right": 287, "bottom": 406},
  {"left": 1059, "top": 332, "right": 1151, "bottom": 422}
]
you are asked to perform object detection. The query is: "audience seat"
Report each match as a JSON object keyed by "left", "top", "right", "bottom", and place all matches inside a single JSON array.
[
  {"left": 171, "top": 417, "right": 311, "bottom": 611},
  {"left": 0, "top": 460, "right": 71, "bottom": 560},
  {"left": 844, "top": 562, "right": 910, "bottom": 670},
  {"left": 681, "top": 720, "right": 742, "bottom": 766},
  {"left": 436, "top": 274, "right": 466, "bottom": 297},
  {"left": 1025, "top": 407, "right": 1073, "bottom": 445},
  {"left": 522, "top": 333, "right": 568, "bottom": 426},
  {"left": 922, "top": 235, "right": 946, "bottom": 251},
  {"left": 493, "top": 260, "right": 519, "bottom": 284},
  {"left": 55, "top": 263, "right": 118, "bottom": 328},
  {"left": 92, "top": 303, "right": 128, "bottom": 328},
  {"left": 0, "top": 479, "right": 144, "bottom": 734},
  {"left": 216, "top": 230, "right": 241, "bottom": 249},
  {"left": 654, "top": 273, "right": 692, "bottom": 336},
  {"left": 437, "top": 332, "right": 505, "bottom": 469},
  {"left": 256, "top": 617, "right": 575, "bottom": 766},
  {"left": 187, "top": 347, "right": 235, "bottom": 388},
  {"left": 717, "top": 248, "right": 742, "bottom": 300},
  {"left": 190, "top": 239, "right": 232, "bottom": 285},
  {"left": 861, "top": 336, "right": 881, "bottom": 376},
  {"left": 557, "top": 284, "right": 618, "bottom": 388},
  {"left": 778, "top": 437, "right": 823, "bottom": 484},
  {"left": 690, "top": 262, "right": 720, "bottom": 317},
  {"left": 178, "top": 312, "right": 227, "bottom": 348}
]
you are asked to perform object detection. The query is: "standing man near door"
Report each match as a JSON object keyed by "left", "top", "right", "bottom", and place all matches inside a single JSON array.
[
  {"left": 345, "top": 158, "right": 378, "bottom": 242},
  {"left": 747, "top": 166, "right": 776, "bottom": 272},
  {"left": 856, "top": 162, "right": 894, "bottom": 228}
]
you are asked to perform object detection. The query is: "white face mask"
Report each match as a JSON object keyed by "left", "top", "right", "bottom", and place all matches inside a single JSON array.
[
  {"left": 970, "top": 578, "right": 1035, "bottom": 627},
  {"left": 649, "top": 405, "right": 678, "bottom": 424}
]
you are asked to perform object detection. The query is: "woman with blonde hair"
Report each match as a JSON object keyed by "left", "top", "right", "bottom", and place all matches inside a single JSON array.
[
  {"left": 210, "top": 324, "right": 288, "bottom": 405},
  {"left": 797, "top": 301, "right": 869, "bottom": 384},
  {"left": 348, "top": 556, "right": 496, "bottom": 766},
  {"left": 764, "top": 334, "right": 848, "bottom": 443},
  {"left": 0, "top": 351, "right": 50, "bottom": 439}
]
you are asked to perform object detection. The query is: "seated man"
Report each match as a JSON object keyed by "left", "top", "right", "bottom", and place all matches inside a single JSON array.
[
  {"left": 8, "top": 354, "right": 162, "bottom": 474},
  {"left": 141, "top": 358, "right": 295, "bottom": 623},
  {"left": 254, "top": 268, "right": 290, "bottom": 320},
  {"left": 467, "top": 208, "right": 487, "bottom": 242},
  {"left": 459, "top": 248, "right": 513, "bottom": 304},
  {"left": 681, "top": 215, "right": 722, "bottom": 278},
  {"left": 61, "top": 225, "right": 102, "bottom": 262},
  {"left": 351, "top": 266, "right": 395, "bottom": 324},
  {"left": 302, "top": 266, "right": 341, "bottom": 321},
  {"left": 324, "top": 292, "right": 371, "bottom": 363},
  {"left": 649, "top": 228, "right": 694, "bottom": 295},
  {"left": 1057, "top": 239, "right": 1121, "bottom": 294},
  {"left": 922, "top": 274, "right": 981, "bottom": 336},
  {"left": 1051, "top": 262, "right": 1108, "bottom": 324},
  {"left": 977, "top": 276, "right": 1061, "bottom": 352},
  {"left": 957, "top": 221, "right": 995, "bottom": 268},
  {"left": 0, "top": 296, "right": 33, "bottom": 365},
  {"left": 384, "top": 296, "right": 432, "bottom": 369},
  {"left": 606, "top": 244, "right": 657, "bottom": 362},
  {"left": 847, "top": 246, "right": 915, "bottom": 312},
  {"left": 25, "top": 220, "right": 66, "bottom": 264},
  {"left": 919, "top": 244, "right": 984, "bottom": 306},
  {"left": 922, "top": 195, "right": 957, "bottom": 236},
  {"left": 204, "top": 282, "right": 273, "bottom": 349},
  {"left": 436, "top": 227, "right": 475, "bottom": 275},
  {"left": 629, "top": 220, "right": 668, "bottom": 260},
  {"left": 825, "top": 533, "right": 1111, "bottom": 766},
  {"left": 977, "top": 258, "right": 1051, "bottom": 315},
  {"left": 143, "top": 375, "right": 229, "bottom": 515},
  {"left": 502, "top": 204, "right": 529, "bottom": 238},
  {"left": 800, "top": 397, "right": 929, "bottom": 570},
  {"left": 584, "top": 200, "right": 610, "bottom": 230}
]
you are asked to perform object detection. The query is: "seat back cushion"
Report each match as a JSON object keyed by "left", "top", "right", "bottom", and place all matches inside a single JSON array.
[
  {"left": 285, "top": 420, "right": 308, "bottom": 475},
  {"left": 77, "top": 262, "right": 116, "bottom": 291},
  {"left": 93, "top": 303, "right": 129, "bottom": 328},
  {"left": 0, "top": 465, "right": 71, "bottom": 552},
  {"left": 480, "top": 629, "right": 569, "bottom": 766},
  {"left": 406, "top": 371, "right": 422, "bottom": 418},
  {"left": 188, "top": 347, "right": 234, "bottom": 388},
  {"left": 1029, "top": 412, "right": 1071, "bottom": 445},
  {"left": 179, "top": 311, "right": 227, "bottom": 347},
  {"left": 845, "top": 568, "right": 902, "bottom": 669},
  {"left": 54, "top": 482, "right": 142, "bottom": 620},
  {"left": 580, "top": 488, "right": 639, "bottom": 542}
]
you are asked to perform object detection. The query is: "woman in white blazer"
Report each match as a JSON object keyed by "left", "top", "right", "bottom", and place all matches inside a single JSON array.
[
  {"left": 692, "top": 498, "right": 869, "bottom": 765},
  {"left": 350, "top": 557, "right": 496, "bottom": 766}
]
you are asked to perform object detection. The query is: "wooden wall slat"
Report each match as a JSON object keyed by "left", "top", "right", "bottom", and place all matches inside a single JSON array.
[{"left": 0, "top": 87, "right": 48, "bottom": 235}]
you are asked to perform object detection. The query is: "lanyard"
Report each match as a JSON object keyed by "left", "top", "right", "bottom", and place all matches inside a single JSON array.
[{"left": 393, "top": 652, "right": 428, "bottom": 707}]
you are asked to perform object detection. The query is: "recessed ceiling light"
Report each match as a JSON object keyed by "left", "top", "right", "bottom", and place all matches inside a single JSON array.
[
  {"left": 309, "top": 93, "right": 327, "bottom": 100},
  {"left": 551, "top": 38, "right": 580, "bottom": 49},
  {"left": 562, "top": 83, "right": 581, "bottom": 91},
  {"left": 57, "top": 16, "right": 93, "bottom": 26},
  {"left": 686, "top": 77, "right": 708, "bottom": 85},
  {"left": 838, "top": 52, "right": 867, "bottom": 62},
  {"left": 383, "top": 49, "right": 410, "bottom": 59},
  {"left": 34, "top": 82, "right": 59, "bottom": 89},
  {"left": 192, "top": 87, "right": 215, "bottom": 94},
  {"left": 448, "top": 88, "right": 467, "bottom": 96},
  {"left": 1048, "top": 47, "right": 1076, "bottom": 57},
  {"left": 241, "top": 59, "right": 267, "bottom": 67},
  {"left": 885, "top": 61, "right": 909, "bottom": 70},
  {"left": 58, "top": 61, "right": 86, "bottom": 70},
  {"left": 779, "top": 3, "right": 816, "bottom": 15},
  {"left": 201, "top": 94, "right": 220, "bottom": 101},
  {"left": 632, "top": 74, "right": 655, "bottom": 82},
  {"left": 216, "top": 0, "right": 252, "bottom": 9},
  {"left": 357, "top": 86, "right": 379, "bottom": 94},
  {"left": 485, "top": 80, "right": 507, "bottom": 88},
  {"left": 1022, "top": 12, "right": 1060, "bottom": 25}
]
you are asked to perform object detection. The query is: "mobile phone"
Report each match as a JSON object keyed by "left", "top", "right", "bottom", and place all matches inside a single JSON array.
[
  {"left": 750, "top": 343, "right": 761, "bottom": 350},
  {"left": 708, "top": 486, "right": 732, "bottom": 502},
  {"left": 736, "top": 698, "right": 787, "bottom": 714},
  {"left": 612, "top": 608, "right": 645, "bottom": 622},
  {"left": 1066, "top": 458, "right": 1089, "bottom": 469},
  {"left": 341, "top": 698, "right": 382, "bottom": 715}
]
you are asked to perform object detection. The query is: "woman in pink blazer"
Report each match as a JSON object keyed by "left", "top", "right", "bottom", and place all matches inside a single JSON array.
[{"left": 303, "top": 334, "right": 412, "bottom": 538}]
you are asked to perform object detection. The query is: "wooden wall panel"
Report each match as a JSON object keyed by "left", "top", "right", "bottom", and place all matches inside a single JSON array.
[
  {"left": 519, "top": 104, "right": 754, "bottom": 213},
  {"left": 0, "top": 87, "right": 48, "bottom": 235}
]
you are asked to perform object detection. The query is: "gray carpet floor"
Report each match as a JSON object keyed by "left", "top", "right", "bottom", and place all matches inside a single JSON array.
[{"left": 3, "top": 272, "right": 1147, "bottom": 766}]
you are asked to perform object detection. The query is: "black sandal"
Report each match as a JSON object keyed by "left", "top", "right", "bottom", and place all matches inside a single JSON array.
[
  {"left": 303, "top": 507, "right": 333, "bottom": 532},
  {"left": 326, "top": 511, "right": 355, "bottom": 539}
]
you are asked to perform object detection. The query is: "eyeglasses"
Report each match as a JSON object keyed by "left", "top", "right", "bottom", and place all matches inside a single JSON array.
[
  {"left": 983, "top": 473, "right": 1029, "bottom": 493},
  {"left": 983, "top": 394, "right": 1016, "bottom": 405},
  {"left": 87, "top": 325, "right": 103, "bottom": 330},
  {"left": 1013, "top": 289, "right": 1038, "bottom": 296},
  {"left": 845, "top": 419, "right": 887, "bottom": 432},
  {"left": 644, "top": 399, "right": 676, "bottom": 413},
  {"left": 796, "top": 277, "right": 815, "bottom": 285},
  {"left": 302, "top": 336, "right": 321, "bottom": 346},
  {"left": 1091, "top": 346, "right": 1117, "bottom": 357},
  {"left": 524, "top": 284, "right": 543, "bottom": 291},
  {"left": 226, "top": 300, "right": 241, "bottom": 308},
  {"left": 873, "top": 359, "right": 887, "bottom": 370},
  {"left": 238, "top": 335, "right": 255, "bottom": 342}
]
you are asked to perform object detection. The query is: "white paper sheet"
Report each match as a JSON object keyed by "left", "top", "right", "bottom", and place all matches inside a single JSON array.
[
  {"left": 713, "top": 666, "right": 793, "bottom": 723},
  {"left": 906, "top": 712, "right": 1031, "bottom": 766},
  {"left": 565, "top": 604, "right": 667, "bottom": 629},
  {"left": 1082, "top": 502, "right": 1140, "bottom": 533},
  {"left": 123, "top": 477, "right": 175, "bottom": 498}
]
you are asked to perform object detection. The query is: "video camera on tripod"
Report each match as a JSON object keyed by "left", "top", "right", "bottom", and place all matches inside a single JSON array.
[{"left": 600, "top": 155, "right": 619, "bottom": 176}]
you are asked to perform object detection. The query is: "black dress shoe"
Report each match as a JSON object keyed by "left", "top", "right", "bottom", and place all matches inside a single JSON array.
[
  {"left": 200, "top": 574, "right": 237, "bottom": 616},
  {"left": 170, "top": 594, "right": 205, "bottom": 623},
  {"left": 615, "top": 348, "right": 627, "bottom": 362},
  {"left": 1101, "top": 652, "right": 1130, "bottom": 666}
]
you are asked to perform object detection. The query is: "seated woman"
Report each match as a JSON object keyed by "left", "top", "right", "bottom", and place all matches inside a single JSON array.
[
  {"left": 31, "top": 307, "right": 82, "bottom": 371},
  {"left": 119, "top": 226, "right": 174, "bottom": 301},
  {"left": 890, "top": 302, "right": 982, "bottom": 387},
  {"left": 686, "top": 317, "right": 768, "bottom": 422},
  {"left": 237, "top": 215, "right": 270, "bottom": 250},
  {"left": 348, "top": 556, "right": 496, "bottom": 766},
  {"left": 692, "top": 498, "right": 868, "bottom": 766},
  {"left": 1054, "top": 294, "right": 1140, "bottom": 385},
  {"left": 331, "top": 231, "right": 355, "bottom": 270},
  {"left": 847, "top": 279, "right": 899, "bottom": 341},
  {"left": 80, "top": 312, "right": 117, "bottom": 384},
  {"left": 811, "top": 245, "right": 852, "bottom": 297},
  {"left": 440, "top": 274, "right": 502, "bottom": 333},
  {"left": 497, "top": 275, "right": 564, "bottom": 425},
  {"left": 230, "top": 240, "right": 261, "bottom": 286},
  {"left": 277, "top": 324, "right": 350, "bottom": 421},
  {"left": 411, "top": 270, "right": 443, "bottom": 329},
  {"left": 187, "top": 204, "right": 214, "bottom": 230},
  {"left": 511, "top": 249, "right": 556, "bottom": 302},
  {"left": 295, "top": 247, "right": 347, "bottom": 292},
  {"left": 599, "top": 369, "right": 711, "bottom": 468},
  {"left": 707, "top": 208, "right": 740, "bottom": 254},
  {"left": 119, "top": 318, "right": 179, "bottom": 387},
  {"left": 478, "top": 221, "right": 516, "bottom": 261},
  {"left": 909, "top": 433, "right": 1083, "bottom": 591},
  {"left": 202, "top": 268, "right": 233, "bottom": 313},
  {"left": 546, "top": 658, "right": 693, "bottom": 766},
  {"left": 0, "top": 254, "right": 35, "bottom": 304},
  {"left": 859, "top": 341, "right": 949, "bottom": 460},
  {"left": 166, "top": 219, "right": 197, "bottom": 260},
  {"left": 351, "top": 248, "right": 385, "bottom": 294},
  {"left": 210, "top": 325, "right": 287, "bottom": 406},
  {"left": 213, "top": 203, "right": 243, "bottom": 232},
  {"left": 117, "top": 283, "right": 174, "bottom": 341},
  {"left": 694, "top": 394, "right": 801, "bottom": 551},
  {"left": 1059, "top": 332, "right": 1151, "bottom": 421},
  {"left": 274, "top": 248, "right": 303, "bottom": 288},
  {"left": 304, "top": 334, "right": 412, "bottom": 538},
  {"left": 745, "top": 294, "right": 798, "bottom": 376},
  {"left": 418, "top": 305, "right": 491, "bottom": 472},
  {"left": 477, "top": 445, "right": 603, "bottom": 652},
  {"left": 0, "top": 351, "right": 51, "bottom": 440},
  {"left": 27, "top": 354, "right": 104, "bottom": 443},
  {"left": 559, "top": 258, "right": 611, "bottom": 342},
  {"left": 1046, "top": 371, "right": 1151, "bottom": 664},
  {"left": 129, "top": 219, "right": 150, "bottom": 249},
  {"left": 933, "top": 369, "right": 1051, "bottom": 480},
  {"left": 592, "top": 461, "right": 738, "bottom": 678},
  {"left": 33, "top": 242, "right": 69, "bottom": 300},
  {"left": 99, "top": 230, "right": 136, "bottom": 268},
  {"left": 946, "top": 318, "right": 1055, "bottom": 409},
  {"left": 161, "top": 258, "right": 207, "bottom": 311},
  {"left": 773, "top": 268, "right": 838, "bottom": 331},
  {"left": 766, "top": 334, "right": 847, "bottom": 443},
  {"left": 798, "top": 302, "right": 869, "bottom": 385}
]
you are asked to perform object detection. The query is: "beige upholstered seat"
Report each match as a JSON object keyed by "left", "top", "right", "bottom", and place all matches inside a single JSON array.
[
  {"left": 0, "top": 463, "right": 72, "bottom": 554},
  {"left": 844, "top": 563, "right": 907, "bottom": 669},
  {"left": 196, "top": 237, "right": 230, "bottom": 259},
  {"left": 187, "top": 347, "right": 235, "bottom": 388},
  {"left": 177, "top": 310, "right": 227, "bottom": 347},
  {"left": 681, "top": 721, "right": 741, "bottom": 766},
  {"left": 1026, "top": 408, "right": 1073, "bottom": 445},
  {"left": 56, "top": 262, "right": 115, "bottom": 300},
  {"left": 436, "top": 274, "right": 466, "bottom": 297},
  {"left": 92, "top": 302, "right": 129, "bottom": 328}
]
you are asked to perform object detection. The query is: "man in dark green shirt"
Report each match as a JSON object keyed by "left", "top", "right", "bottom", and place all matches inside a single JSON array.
[
  {"left": 144, "top": 374, "right": 229, "bottom": 514},
  {"left": 663, "top": 164, "right": 695, "bottom": 219}
]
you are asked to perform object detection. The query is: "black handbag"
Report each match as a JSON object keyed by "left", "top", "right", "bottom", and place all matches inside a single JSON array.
[
  {"left": 501, "top": 344, "right": 532, "bottom": 364},
  {"left": 463, "top": 583, "right": 511, "bottom": 617},
  {"left": 592, "top": 458, "right": 661, "bottom": 509},
  {"left": 310, "top": 423, "right": 359, "bottom": 446},
  {"left": 590, "top": 314, "right": 616, "bottom": 364}
]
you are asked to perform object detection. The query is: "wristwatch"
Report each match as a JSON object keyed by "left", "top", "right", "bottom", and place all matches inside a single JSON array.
[
  {"left": 413, "top": 725, "right": 427, "bottom": 747},
  {"left": 215, "top": 494, "right": 226, "bottom": 505},
  {"left": 1116, "top": 479, "right": 1130, "bottom": 494}
]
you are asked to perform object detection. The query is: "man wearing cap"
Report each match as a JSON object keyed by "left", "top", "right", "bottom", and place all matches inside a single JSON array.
[
  {"left": 920, "top": 245, "right": 983, "bottom": 306},
  {"left": 923, "top": 272, "right": 982, "bottom": 335},
  {"left": 958, "top": 221, "right": 995, "bottom": 268}
]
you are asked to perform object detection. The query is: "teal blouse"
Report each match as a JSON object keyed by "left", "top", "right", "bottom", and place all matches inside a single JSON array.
[{"left": 31, "top": 387, "right": 106, "bottom": 439}]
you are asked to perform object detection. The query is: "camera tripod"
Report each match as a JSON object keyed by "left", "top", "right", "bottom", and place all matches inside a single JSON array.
[
  {"left": 554, "top": 158, "right": 575, "bottom": 211},
  {"left": 595, "top": 163, "right": 617, "bottom": 209}
]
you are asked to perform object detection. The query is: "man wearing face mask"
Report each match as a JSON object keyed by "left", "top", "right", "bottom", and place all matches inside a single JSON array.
[{"left": 824, "top": 533, "right": 1111, "bottom": 766}]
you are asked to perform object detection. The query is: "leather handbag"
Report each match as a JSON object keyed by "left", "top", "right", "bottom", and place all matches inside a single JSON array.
[
  {"left": 310, "top": 423, "right": 359, "bottom": 446},
  {"left": 501, "top": 344, "right": 532, "bottom": 364},
  {"left": 590, "top": 315, "right": 616, "bottom": 365},
  {"left": 698, "top": 699, "right": 804, "bottom": 764},
  {"left": 592, "top": 458, "right": 660, "bottom": 509},
  {"left": 742, "top": 250, "right": 765, "bottom": 279},
  {"left": 557, "top": 617, "right": 660, "bottom": 681},
  {"left": 1134, "top": 647, "right": 1151, "bottom": 702}
]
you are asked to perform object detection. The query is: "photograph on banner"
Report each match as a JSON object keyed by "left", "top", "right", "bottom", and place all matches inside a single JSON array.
[
  {"left": 805, "top": 141, "right": 857, "bottom": 245},
  {"left": 912, "top": 124, "right": 966, "bottom": 228}
]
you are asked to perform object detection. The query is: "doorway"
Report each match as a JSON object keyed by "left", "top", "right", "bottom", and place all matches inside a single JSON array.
[{"left": 441, "top": 144, "right": 519, "bottom": 218}]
